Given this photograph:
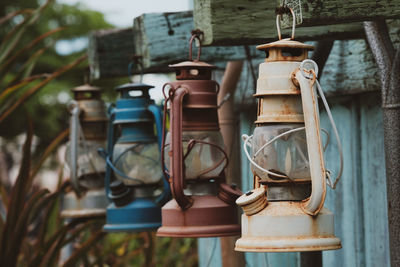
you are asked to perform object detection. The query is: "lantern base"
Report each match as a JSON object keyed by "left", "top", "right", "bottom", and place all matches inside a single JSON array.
[
  {"left": 61, "top": 190, "right": 108, "bottom": 219},
  {"left": 235, "top": 201, "right": 341, "bottom": 252},
  {"left": 104, "top": 198, "right": 161, "bottom": 232},
  {"left": 157, "top": 195, "right": 240, "bottom": 237}
]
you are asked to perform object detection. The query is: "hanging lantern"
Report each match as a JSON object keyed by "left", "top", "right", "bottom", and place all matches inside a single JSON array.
[
  {"left": 99, "top": 82, "right": 170, "bottom": 232},
  {"left": 62, "top": 84, "right": 109, "bottom": 218},
  {"left": 157, "top": 32, "right": 242, "bottom": 237},
  {"left": 235, "top": 10, "right": 343, "bottom": 252}
]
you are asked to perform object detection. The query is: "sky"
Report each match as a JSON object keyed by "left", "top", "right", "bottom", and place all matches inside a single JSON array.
[{"left": 57, "top": 0, "right": 192, "bottom": 101}]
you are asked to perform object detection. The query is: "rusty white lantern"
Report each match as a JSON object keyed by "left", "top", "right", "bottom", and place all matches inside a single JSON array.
[
  {"left": 63, "top": 84, "right": 109, "bottom": 218},
  {"left": 235, "top": 10, "right": 343, "bottom": 252}
]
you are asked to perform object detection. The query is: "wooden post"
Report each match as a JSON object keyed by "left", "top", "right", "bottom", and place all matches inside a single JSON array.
[
  {"left": 218, "top": 61, "right": 245, "bottom": 267},
  {"left": 364, "top": 19, "right": 400, "bottom": 267}
]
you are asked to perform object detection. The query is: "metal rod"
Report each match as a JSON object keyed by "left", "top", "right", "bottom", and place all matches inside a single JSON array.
[
  {"left": 218, "top": 61, "right": 245, "bottom": 267},
  {"left": 364, "top": 20, "right": 400, "bottom": 267},
  {"left": 301, "top": 251, "right": 322, "bottom": 267}
]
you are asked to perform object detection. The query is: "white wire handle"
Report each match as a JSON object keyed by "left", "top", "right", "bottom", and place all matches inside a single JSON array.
[
  {"left": 243, "top": 127, "right": 330, "bottom": 180},
  {"left": 299, "top": 59, "right": 344, "bottom": 189}
]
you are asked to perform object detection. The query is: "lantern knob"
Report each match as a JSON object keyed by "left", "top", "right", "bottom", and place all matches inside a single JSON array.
[
  {"left": 109, "top": 180, "right": 133, "bottom": 207},
  {"left": 236, "top": 187, "right": 268, "bottom": 216}
]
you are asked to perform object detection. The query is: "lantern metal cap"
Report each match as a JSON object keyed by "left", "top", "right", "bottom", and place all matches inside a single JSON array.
[
  {"left": 169, "top": 60, "right": 217, "bottom": 69},
  {"left": 72, "top": 84, "right": 101, "bottom": 92},
  {"left": 114, "top": 82, "right": 154, "bottom": 92},
  {"left": 236, "top": 187, "right": 266, "bottom": 206},
  {"left": 256, "top": 38, "right": 314, "bottom": 51}
]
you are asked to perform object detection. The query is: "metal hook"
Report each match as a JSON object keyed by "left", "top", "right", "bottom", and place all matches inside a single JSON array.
[
  {"left": 128, "top": 55, "right": 144, "bottom": 83},
  {"left": 276, "top": 7, "right": 296, "bottom": 40},
  {"left": 189, "top": 30, "right": 203, "bottom": 61}
]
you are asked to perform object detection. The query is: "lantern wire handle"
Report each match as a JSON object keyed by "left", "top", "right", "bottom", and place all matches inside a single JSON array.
[
  {"left": 160, "top": 83, "right": 176, "bottom": 179},
  {"left": 243, "top": 127, "right": 305, "bottom": 179},
  {"left": 189, "top": 30, "right": 203, "bottom": 61},
  {"left": 184, "top": 139, "right": 229, "bottom": 178},
  {"left": 299, "top": 59, "right": 344, "bottom": 189},
  {"left": 128, "top": 57, "right": 144, "bottom": 83},
  {"left": 244, "top": 127, "right": 330, "bottom": 180},
  {"left": 276, "top": 7, "right": 296, "bottom": 40}
]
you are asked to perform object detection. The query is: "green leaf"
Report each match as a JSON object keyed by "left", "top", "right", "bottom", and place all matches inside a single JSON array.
[
  {"left": 0, "top": 54, "right": 87, "bottom": 124},
  {"left": 0, "top": 74, "right": 48, "bottom": 105},
  {"left": 62, "top": 230, "right": 106, "bottom": 267},
  {"left": 30, "top": 128, "right": 69, "bottom": 180},
  {"left": 0, "top": 0, "right": 52, "bottom": 63},
  {"left": 0, "top": 9, "right": 33, "bottom": 26},
  {"left": 6, "top": 189, "right": 50, "bottom": 266},
  {"left": 0, "top": 118, "right": 33, "bottom": 264},
  {"left": 0, "top": 27, "right": 63, "bottom": 75},
  {"left": 28, "top": 218, "right": 86, "bottom": 267}
]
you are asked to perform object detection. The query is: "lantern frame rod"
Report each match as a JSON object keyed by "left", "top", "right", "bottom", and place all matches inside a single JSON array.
[{"left": 364, "top": 19, "right": 400, "bottom": 267}]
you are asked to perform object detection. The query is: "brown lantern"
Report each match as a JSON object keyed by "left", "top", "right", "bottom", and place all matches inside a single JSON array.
[{"left": 157, "top": 33, "right": 242, "bottom": 237}]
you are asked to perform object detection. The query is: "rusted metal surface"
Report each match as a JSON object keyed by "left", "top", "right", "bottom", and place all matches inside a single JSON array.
[
  {"left": 157, "top": 33, "right": 241, "bottom": 238},
  {"left": 364, "top": 19, "right": 400, "bottom": 267},
  {"left": 71, "top": 84, "right": 108, "bottom": 140},
  {"left": 235, "top": 202, "right": 341, "bottom": 252},
  {"left": 235, "top": 36, "right": 341, "bottom": 252},
  {"left": 295, "top": 70, "right": 326, "bottom": 216},
  {"left": 62, "top": 84, "right": 108, "bottom": 218},
  {"left": 157, "top": 195, "right": 240, "bottom": 237},
  {"left": 61, "top": 189, "right": 107, "bottom": 218}
]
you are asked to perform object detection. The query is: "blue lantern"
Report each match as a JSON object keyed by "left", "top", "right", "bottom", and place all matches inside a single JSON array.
[{"left": 99, "top": 82, "right": 170, "bottom": 232}]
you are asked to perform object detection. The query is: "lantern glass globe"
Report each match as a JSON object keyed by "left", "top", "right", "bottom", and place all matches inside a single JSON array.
[
  {"left": 65, "top": 139, "right": 106, "bottom": 187},
  {"left": 251, "top": 124, "right": 310, "bottom": 181},
  {"left": 112, "top": 141, "right": 162, "bottom": 186},
  {"left": 164, "top": 130, "right": 226, "bottom": 180}
]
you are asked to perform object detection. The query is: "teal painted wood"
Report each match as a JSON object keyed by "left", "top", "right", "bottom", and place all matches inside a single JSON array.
[
  {"left": 198, "top": 238, "right": 222, "bottom": 267},
  {"left": 320, "top": 96, "right": 365, "bottom": 267},
  {"left": 360, "top": 95, "right": 390, "bottom": 267},
  {"left": 133, "top": 11, "right": 259, "bottom": 72}
]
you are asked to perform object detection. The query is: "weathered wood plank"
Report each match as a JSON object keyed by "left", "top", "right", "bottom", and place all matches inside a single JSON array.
[
  {"left": 88, "top": 28, "right": 134, "bottom": 80},
  {"left": 234, "top": 21, "right": 400, "bottom": 105},
  {"left": 133, "top": 11, "right": 259, "bottom": 72},
  {"left": 360, "top": 95, "right": 390, "bottom": 267},
  {"left": 194, "top": 0, "right": 400, "bottom": 46},
  {"left": 321, "top": 96, "right": 365, "bottom": 267}
]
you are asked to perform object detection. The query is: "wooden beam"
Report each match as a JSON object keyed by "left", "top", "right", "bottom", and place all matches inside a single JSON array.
[
  {"left": 194, "top": 0, "right": 400, "bottom": 46},
  {"left": 88, "top": 28, "right": 134, "bottom": 80},
  {"left": 233, "top": 38, "right": 386, "bottom": 106},
  {"left": 133, "top": 11, "right": 259, "bottom": 72}
]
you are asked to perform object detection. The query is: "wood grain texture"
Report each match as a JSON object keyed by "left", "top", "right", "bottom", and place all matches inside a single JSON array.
[
  {"left": 88, "top": 28, "right": 134, "bottom": 80},
  {"left": 133, "top": 11, "right": 259, "bottom": 72},
  {"left": 233, "top": 20, "right": 400, "bottom": 105},
  {"left": 360, "top": 95, "right": 390, "bottom": 267},
  {"left": 194, "top": 0, "right": 400, "bottom": 45}
]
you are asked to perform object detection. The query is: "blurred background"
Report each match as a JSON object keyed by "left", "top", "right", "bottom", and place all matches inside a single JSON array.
[{"left": 0, "top": 1, "right": 198, "bottom": 266}]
